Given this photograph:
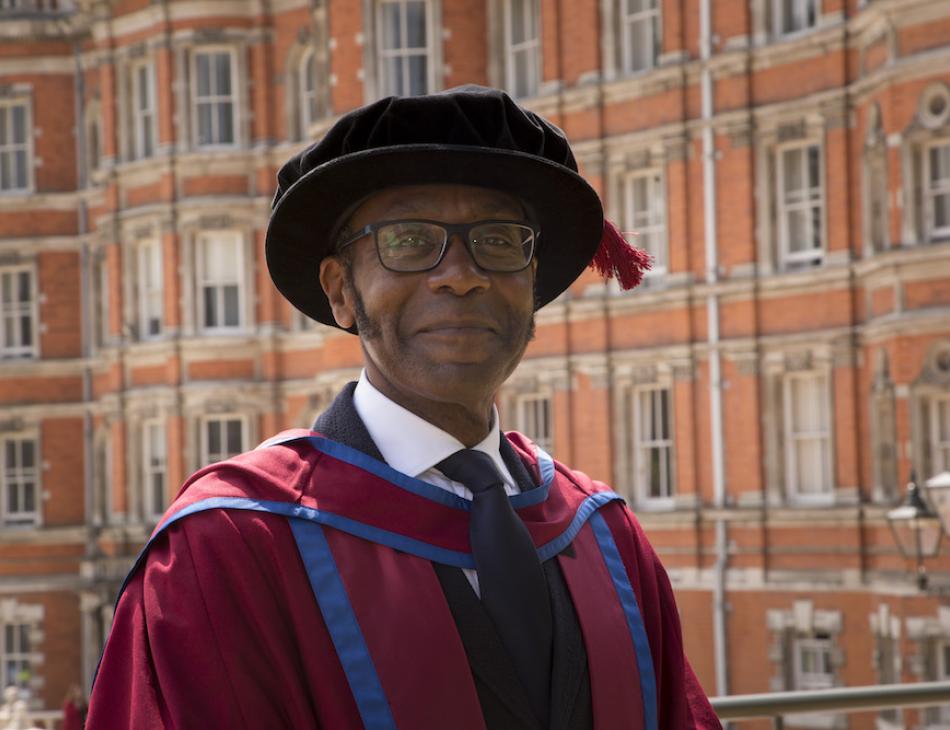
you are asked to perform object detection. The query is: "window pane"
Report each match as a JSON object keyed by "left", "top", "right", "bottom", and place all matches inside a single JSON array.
[
  {"left": 216, "top": 102, "right": 234, "bottom": 144},
  {"left": 12, "top": 106, "right": 26, "bottom": 144},
  {"left": 784, "top": 148, "right": 803, "bottom": 195},
  {"left": 197, "top": 104, "right": 213, "bottom": 146},
  {"left": 196, "top": 54, "right": 210, "bottom": 96},
  {"left": 381, "top": 2, "right": 402, "bottom": 49},
  {"left": 223, "top": 285, "right": 240, "bottom": 327},
  {"left": 406, "top": 1, "right": 427, "bottom": 47},
  {"left": 226, "top": 419, "right": 242, "bottom": 454},
  {"left": 407, "top": 55, "right": 427, "bottom": 96},
  {"left": 203, "top": 286, "right": 217, "bottom": 327},
  {"left": 207, "top": 420, "right": 221, "bottom": 456},
  {"left": 214, "top": 53, "right": 232, "bottom": 95},
  {"left": 510, "top": 0, "right": 526, "bottom": 43}
]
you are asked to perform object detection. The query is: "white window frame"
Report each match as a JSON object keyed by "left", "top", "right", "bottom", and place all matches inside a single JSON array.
[
  {"left": 0, "top": 98, "right": 32, "bottom": 194},
  {"left": 504, "top": 0, "right": 540, "bottom": 99},
  {"left": 514, "top": 393, "right": 553, "bottom": 453},
  {"left": 196, "top": 231, "right": 245, "bottom": 333},
  {"left": 623, "top": 168, "right": 667, "bottom": 276},
  {"left": 924, "top": 140, "right": 950, "bottom": 242},
  {"left": 142, "top": 419, "right": 167, "bottom": 522},
  {"left": 631, "top": 385, "right": 675, "bottom": 506},
  {"left": 0, "top": 265, "right": 37, "bottom": 359},
  {"left": 620, "top": 0, "right": 660, "bottom": 75},
  {"left": 1, "top": 621, "right": 31, "bottom": 689},
  {"left": 200, "top": 415, "right": 247, "bottom": 465},
  {"left": 131, "top": 59, "right": 157, "bottom": 160},
  {"left": 137, "top": 239, "right": 163, "bottom": 340},
  {"left": 1, "top": 434, "right": 39, "bottom": 527},
  {"left": 783, "top": 371, "right": 833, "bottom": 503},
  {"left": 776, "top": 141, "right": 825, "bottom": 267},
  {"left": 792, "top": 635, "right": 834, "bottom": 690},
  {"left": 930, "top": 394, "right": 950, "bottom": 474},
  {"left": 191, "top": 48, "right": 238, "bottom": 149},
  {"left": 376, "top": 0, "right": 435, "bottom": 98},
  {"left": 772, "top": 0, "right": 819, "bottom": 37}
]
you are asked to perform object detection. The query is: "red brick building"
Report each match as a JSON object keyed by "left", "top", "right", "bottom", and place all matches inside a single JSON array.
[{"left": 1, "top": 0, "right": 950, "bottom": 725}]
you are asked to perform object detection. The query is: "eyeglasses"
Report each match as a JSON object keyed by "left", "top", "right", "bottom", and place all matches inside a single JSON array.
[{"left": 337, "top": 219, "right": 539, "bottom": 273}]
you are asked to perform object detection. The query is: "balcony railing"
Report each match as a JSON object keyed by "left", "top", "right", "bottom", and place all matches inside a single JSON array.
[{"left": 711, "top": 680, "right": 950, "bottom": 727}]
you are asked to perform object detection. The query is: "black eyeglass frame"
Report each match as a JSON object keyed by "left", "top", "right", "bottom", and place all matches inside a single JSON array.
[{"left": 336, "top": 218, "right": 541, "bottom": 273}]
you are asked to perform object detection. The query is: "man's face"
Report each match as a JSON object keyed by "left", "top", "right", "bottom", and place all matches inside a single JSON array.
[{"left": 320, "top": 184, "right": 537, "bottom": 410}]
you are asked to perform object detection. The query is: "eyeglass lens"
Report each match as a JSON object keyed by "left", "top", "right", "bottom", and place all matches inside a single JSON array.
[{"left": 376, "top": 221, "right": 534, "bottom": 272}]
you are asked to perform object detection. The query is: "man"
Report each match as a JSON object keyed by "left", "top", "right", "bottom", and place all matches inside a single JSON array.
[{"left": 88, "top": 86, "right": 720, "bottom": 729}]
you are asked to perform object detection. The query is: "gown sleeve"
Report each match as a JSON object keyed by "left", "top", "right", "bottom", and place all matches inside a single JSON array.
[
  {"left": 86, "top": 509, "right": 358, "bottom": 730},
  {"left": 604, "top": 505, "right": 722, "bottom": 730}
]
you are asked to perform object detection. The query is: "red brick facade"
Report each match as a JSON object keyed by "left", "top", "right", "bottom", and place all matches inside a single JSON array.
[{"left": 1, "top": 0, "right": 950, "bottom": 725}]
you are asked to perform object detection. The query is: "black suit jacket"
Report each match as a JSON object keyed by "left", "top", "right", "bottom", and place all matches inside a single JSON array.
[{"left": 313, "top": 383, "right": 593, "bottom": 730}]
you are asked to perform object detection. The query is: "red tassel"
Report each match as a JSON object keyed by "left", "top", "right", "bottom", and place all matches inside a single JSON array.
[{"left": 589, "top": 219, "right": 652, "bottom": 290}]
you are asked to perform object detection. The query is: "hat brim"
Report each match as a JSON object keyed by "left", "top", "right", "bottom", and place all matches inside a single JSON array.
[{"left": 265, "top": 144, "right": 604, "bottom": 330}]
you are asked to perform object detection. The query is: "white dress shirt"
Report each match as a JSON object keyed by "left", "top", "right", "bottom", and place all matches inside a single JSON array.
[{"left": 353, "top": 370, "right": 520, "bottom": 596}]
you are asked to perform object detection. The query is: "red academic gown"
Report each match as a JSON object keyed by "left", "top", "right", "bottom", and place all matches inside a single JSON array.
[{"left": 87, "top": 430, "right": 720, "bottom": 729}]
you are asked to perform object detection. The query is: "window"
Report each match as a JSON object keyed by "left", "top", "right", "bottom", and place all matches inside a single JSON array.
[
  {"left": 793, "top": 633, "right": 833, "bottom": 690},
  {"left": 783, "top": 372, "right": 832, "bottom": 500},
  {"left": 773, "top": 0, "right": 818, "bottom": 36},
  {"left": 298, "top": 49, "right": 321, "bottom": 134},
  {"left": 131, "top": 60, "right": 157, "bottom": 159},
  {"left": 515, "top": 393, "right": 552, "bottom": 453},
  {"left": 504, "top": 0, "right": 540, "bottom": 99},
  {"left": 377, "top": 0, "right": 431, "bottom": 97},
  {"left": 925, "top": 141, "right": 950, "bottom": 241},
  {"left": 864, "top": 149, "right": 888, "bottom": 254},
  {"left": 2, "top": 435, "right": 38, "bottom": 526},
  {"left": 197, "top": 232, "right": 243, "bottom": 331},
  {"left": 0, "top": 100, "right": 30, "bottom": 192},
  {"left": 95, "top": 254, "right": 110, "bottom": 347},
  {"left": 137, "top": 240, "right": 163, "bottom": 339},
  {"left": 937, "top": 641, "right": 950, "bottom": 723},
  {"left": 632, "top": 386, "right": 674, "bottom": 502},
  {"left": 143, "top": 420, "right": 167, "bottom": 522},
  {"left": 777, "top": 143, "right": 824, "bottom": 266},
  {"left": 931, "top": 394, "right": 950, "bottom": 473},
  {"left": 1, "top": 622, "right": 30, "bottom": 689},
  {"left": 621, "top": 0, "right": 660, "bottom": 74},
  {"left": 201, "top": 416, "right": 245, "bottom": 465},
  {"left": 0, "top": 266, "right": 35, "bottom": 358},
  {"left": 623, "top": 169, "right": 667, "bottom": 275},
  {"left": 193, "top": 50, "right": 236, "bottom": 147}
]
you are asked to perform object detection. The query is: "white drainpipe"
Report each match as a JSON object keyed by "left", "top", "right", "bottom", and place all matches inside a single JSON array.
[{"left": 699, "top": 0, "right": 730, "bottom": 698}]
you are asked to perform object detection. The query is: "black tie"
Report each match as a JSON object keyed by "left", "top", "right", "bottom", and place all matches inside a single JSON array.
[{"left": 437, "top": 449, "right": 553, "bottom": 726}]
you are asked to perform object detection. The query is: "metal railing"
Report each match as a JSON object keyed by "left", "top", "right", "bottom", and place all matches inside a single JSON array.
[{"left": 711, "top": 680, "right": 950, "bottom": 727}]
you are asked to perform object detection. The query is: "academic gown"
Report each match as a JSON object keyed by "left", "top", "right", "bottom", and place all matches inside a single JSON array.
[{"left": 87, "top": 385, "right": 721, "bottom": 730}]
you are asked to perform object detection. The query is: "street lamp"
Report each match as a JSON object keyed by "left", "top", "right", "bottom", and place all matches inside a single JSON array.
[{"left": 887, "top": 471, "right": 943, "bottom": 590}]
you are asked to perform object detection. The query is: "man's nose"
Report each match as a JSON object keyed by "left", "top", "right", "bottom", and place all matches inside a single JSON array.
[{"left": 427, "top": 234, "right": 490, "bottom": 294}]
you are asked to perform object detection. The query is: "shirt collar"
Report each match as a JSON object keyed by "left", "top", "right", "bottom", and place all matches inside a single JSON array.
[{"left": 352, "top": 370, "right": 510, "bottom": 480}]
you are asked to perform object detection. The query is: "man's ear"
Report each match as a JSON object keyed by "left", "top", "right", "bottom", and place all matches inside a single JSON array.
[{"left": 319, "top": 256, "right": 356, "bottom": 330}]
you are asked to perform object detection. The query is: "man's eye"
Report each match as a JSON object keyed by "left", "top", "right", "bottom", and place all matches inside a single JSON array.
[{"left": 393, "top": 235, "right": 424, "bottom": 247}]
